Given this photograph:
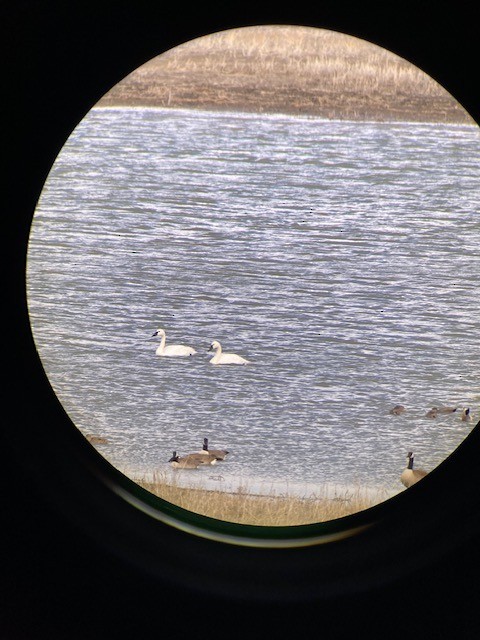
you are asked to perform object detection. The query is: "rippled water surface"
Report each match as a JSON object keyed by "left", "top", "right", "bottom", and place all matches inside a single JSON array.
[{"left": 27, "top": 107, "right": 480, "bottom": 498}]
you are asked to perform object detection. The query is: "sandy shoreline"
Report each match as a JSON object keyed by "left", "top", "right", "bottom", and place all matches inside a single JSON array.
[
  {"left": 127, "top": 467, "right": 399, "bottom": 525},
  {"left": 134, "top": 467, "right": 397, "bottom": 501}
]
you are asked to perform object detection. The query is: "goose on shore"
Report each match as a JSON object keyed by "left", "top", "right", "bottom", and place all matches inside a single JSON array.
[
  {"left": 208, "top": 340, "right": 249, "bottom": 365},
  {"left": 168, "top": 451, "right": 217, "bottom": 469},
  {"left": 400, "top": 452, "right": 428, "bottom": 488},
  {"left": 152, "top": 328, "right": 196, "bottom": 357},
  {"left": 199, "top": 437, "right": 229, "bottom": 461}
]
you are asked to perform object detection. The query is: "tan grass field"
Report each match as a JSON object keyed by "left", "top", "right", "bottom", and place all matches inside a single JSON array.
[
  {"left": 99, "top": 25, "right": 472, "bottom": 123},
  {"left": 136, "top": 471, "right": 392, "bottom": 526}
]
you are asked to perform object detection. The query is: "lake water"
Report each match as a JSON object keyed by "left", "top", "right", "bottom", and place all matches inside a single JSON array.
[{"left": 27, "top": 106, "right": 480, "bottom": 502}]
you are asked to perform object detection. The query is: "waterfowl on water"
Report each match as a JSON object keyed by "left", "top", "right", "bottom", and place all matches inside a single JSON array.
[
  {"left": 168, "top": 451, "right": 217, "bottom": 469},
  {"left": 199, "top": 437, "right": 229, "bottom": 461},
  {"left": 437, "top": 406, "right": 458, "bottom": 414},
  {"left": 425, "top": 407, "right": 439, "bottom": 419},
  {"left": 400, "top": 452, "right": 428, "bottom": 488},
  {"left": 152, "top": 328, "right": 196, "bottom": 357},
  {"left": 461, "top": 408, "right": 472, "bottom": 422},
  {"left": 208, "top": 340, "right": 249, "bottom": 365},
  {"left": 389, "top": 405, "right": 406, "bottom": 415},
  {"left": 86, "top": 434, "right": 108, "bottom": 444}
]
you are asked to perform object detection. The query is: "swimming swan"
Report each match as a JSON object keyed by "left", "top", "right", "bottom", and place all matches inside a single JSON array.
[
  {"left": 199, "top": 437, "right": 229, "bottom": 460},
  {"left": 208, "top": 340, "right": 249, "bottom": 365},
  {"left": 152, "top": 328, "right": 196, "bottom": 357},
  {"left": 168, "top": 451, "right": 217, "bottom": 468},
  {"left": 400, "top": 452, "right": 428, "bottom": 488}
]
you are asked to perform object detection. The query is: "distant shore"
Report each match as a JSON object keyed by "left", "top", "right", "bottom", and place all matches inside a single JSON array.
[
  {"left": 98, "top": 90, "right": 471, "bottom": 125},
  {"left": 98, "top": 26, "right": 474, "bottom": 125},
  {"left": 98, "top": 74, "right": 471, "bottom": 124}
]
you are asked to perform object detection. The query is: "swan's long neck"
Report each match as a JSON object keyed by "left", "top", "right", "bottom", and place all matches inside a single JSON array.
[
  {"left": 158, "top": 332, "right": 166, "bottom": 353},
  {"left": 216, "top": 343, "right": 222, "bottom": 355}
]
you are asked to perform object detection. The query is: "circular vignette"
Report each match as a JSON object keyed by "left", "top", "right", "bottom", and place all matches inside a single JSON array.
[
  {"left": 11, "top": 9, "right": 480, "bottom": 605},
  {"left": 8, "top": 383, "right": 480, "bottom": 603}
]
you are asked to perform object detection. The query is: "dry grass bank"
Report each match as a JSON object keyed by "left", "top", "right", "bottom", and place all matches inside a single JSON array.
[
  {"left": 99, "top": 25, "right": 472, "bottom": 123},
  {"left": 136, "top": 471, "right": 390, "bottom": 526}
]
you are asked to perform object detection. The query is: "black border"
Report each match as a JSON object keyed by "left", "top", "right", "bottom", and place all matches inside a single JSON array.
[{"left": 4, "top": 1, "right": 480, "bottom": 637}]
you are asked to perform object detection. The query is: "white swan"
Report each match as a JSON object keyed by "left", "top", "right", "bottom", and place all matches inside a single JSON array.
[
  {"left": 208, "top": 340, "right": 249, "bottom": 365},
  {"left": 152, "top": 328, "right": 196, "bottom": 357}
]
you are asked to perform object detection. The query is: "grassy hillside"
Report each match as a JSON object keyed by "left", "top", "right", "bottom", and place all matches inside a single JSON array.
[{"left": 98, "top": 25, "right": 472, "bottom": 123}]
